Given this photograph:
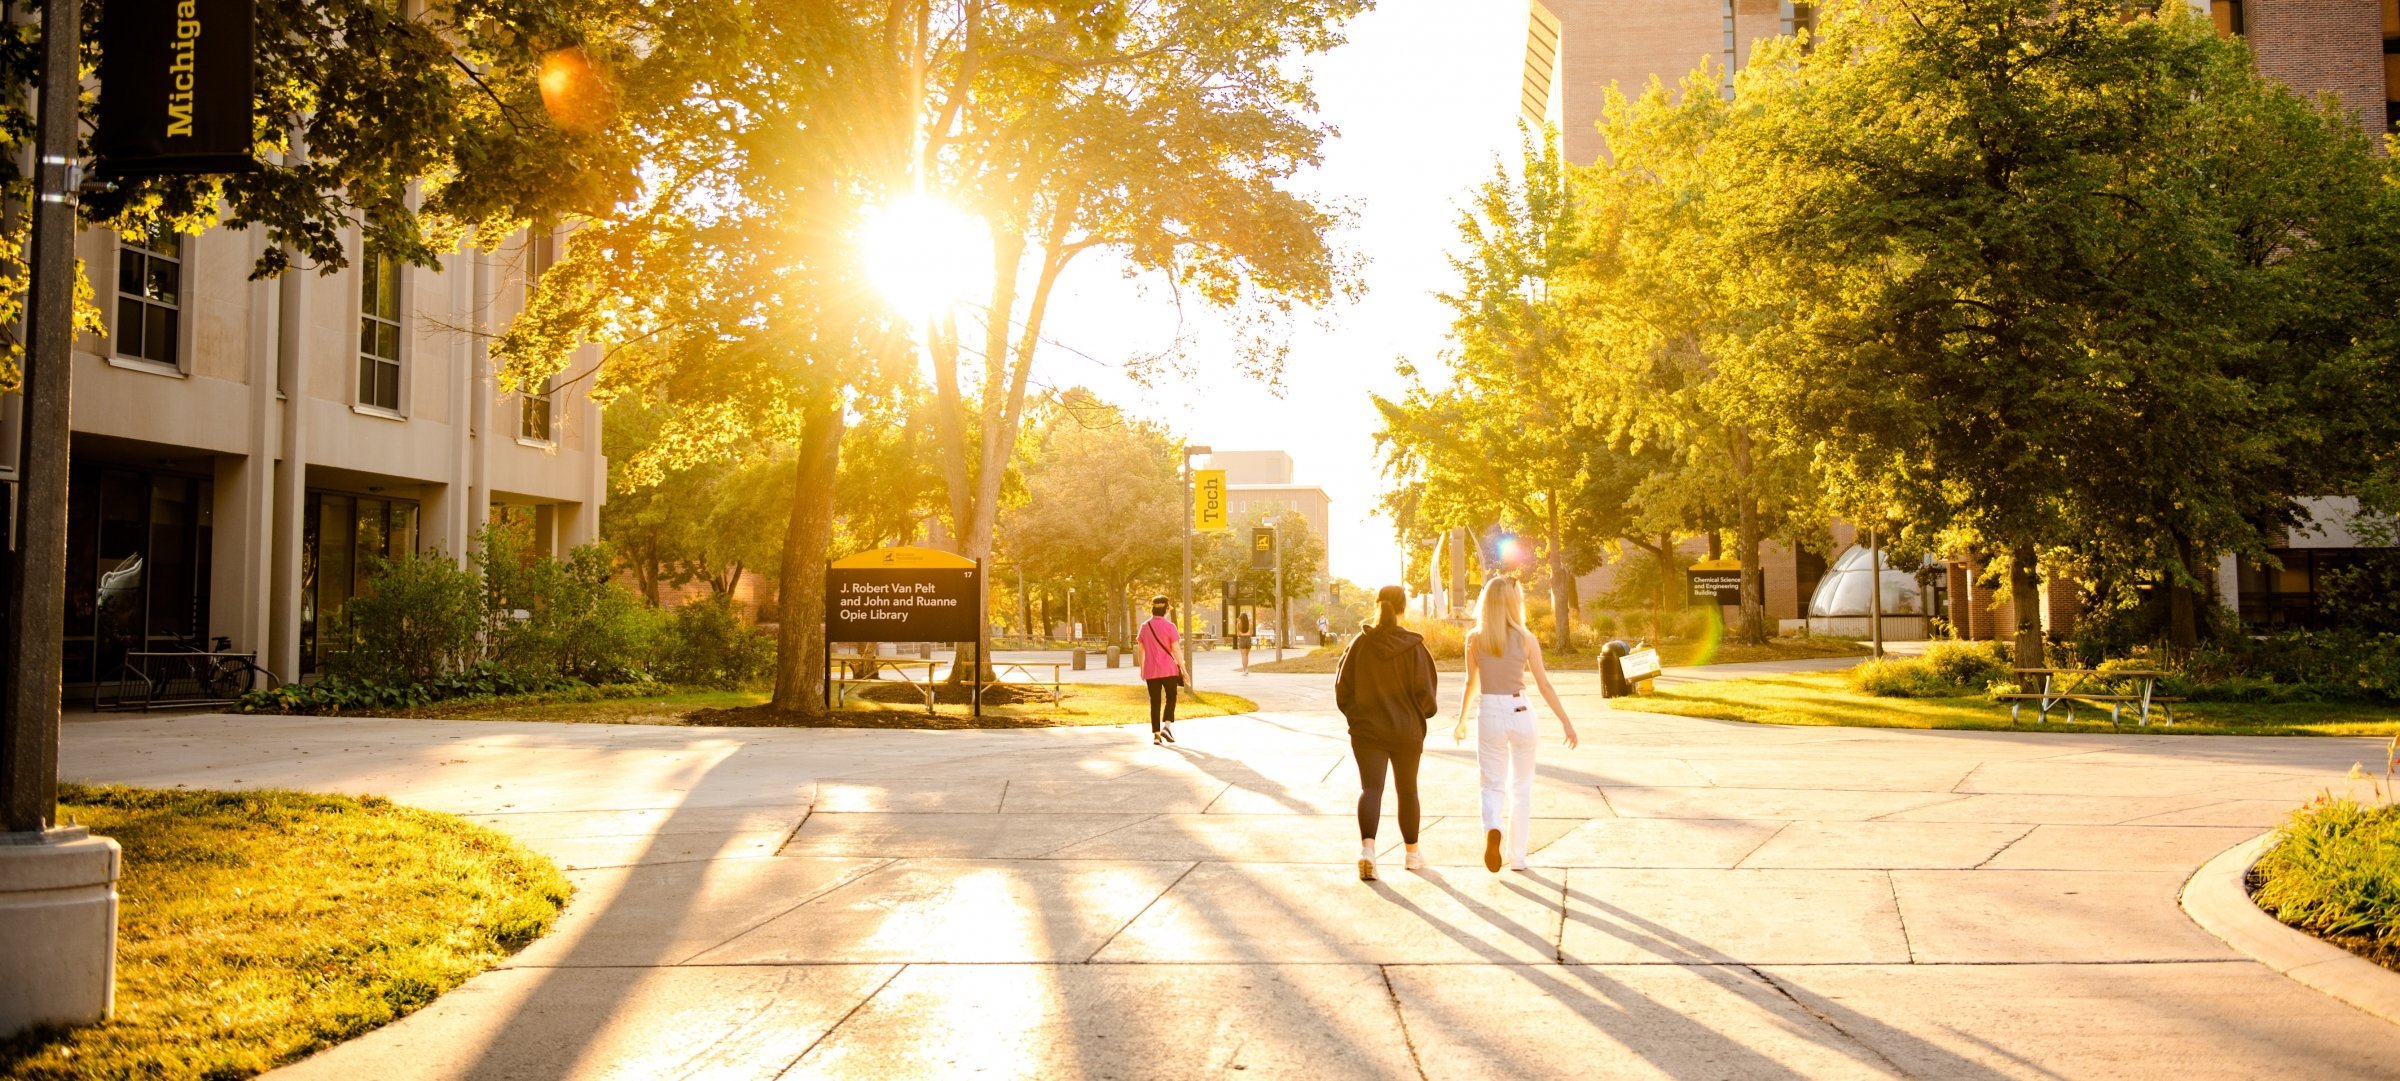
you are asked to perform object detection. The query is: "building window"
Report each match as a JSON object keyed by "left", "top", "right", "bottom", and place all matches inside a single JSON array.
[
  {"left": 2213, "top": 0, "right": 2244, "bottom": 36},
  {"left": 115, "top": 225, "right": 182, "bottom": 367},
  {"left": 300, "top": 492, "right": 420, "bottom": 675},
  {"left": 358, "top": 235, "right": 403, "bottom": 412},
  {"left": 521, "top": 378, "right": 555, "bottom": 442},
  {"left": 61, "top": 463, "right": 212, "bottom": 697}
]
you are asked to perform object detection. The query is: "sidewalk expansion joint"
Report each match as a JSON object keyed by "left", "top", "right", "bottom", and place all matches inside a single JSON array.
[
  {"left": 1082, "top": 859, "right": 1202, "bottom": 963},
  {"left": 772, "top": 962, "right": 906, "bottom": 1078},
  {"left": 1747, "top": 964, "right": 1916, "bottom": 1078},
  {"left": 1379, "top": 965, "right": 1432, "bottom": 1081}
]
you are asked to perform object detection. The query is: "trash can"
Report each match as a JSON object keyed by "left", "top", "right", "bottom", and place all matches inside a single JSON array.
[
  {"left": 1072, "top": 648, "right": 1087, "bottom": 671},
  {"left": 1599, "top": 639, "right": 1632, "bottom": 698}
]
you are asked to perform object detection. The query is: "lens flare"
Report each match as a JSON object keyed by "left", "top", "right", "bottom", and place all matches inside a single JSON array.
[
  {"left": 539, "top": 47, "right": 615, "bottom": 135},
  {"left": 858, "top": 194, "right": 994, "bottom": 315}
]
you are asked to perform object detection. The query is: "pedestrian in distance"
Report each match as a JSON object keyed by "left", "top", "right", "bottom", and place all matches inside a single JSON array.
[
  {"left": 1136, "top": 595, "right": 1185, "bottom": 746},
  {"left": 1335, "top": 584, "right": 1438, "bottom": 882},
  {"left": 1454, "top": 575, "right": 1578, "bottom": 873},
  {"left": 1236, "top": 610, "right": 1254, "bottom": 674}
]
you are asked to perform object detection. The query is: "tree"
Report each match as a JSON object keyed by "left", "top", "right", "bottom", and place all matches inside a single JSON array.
[
  {"left": 999, "top": 392, "right": 1182, "bottom": 647},
  {"left": 602, "top": 402, "right": 790, "bottom": 605},
  {"left": 1371, "top": 127, "right": 1604, "bottom": 651},
  {"left": 1559, "top": 72, "right": 1820, "bottom": 646},
  {"left": 902, "top": 0, "right": 1364, "bottom": 584},
  {"left": 490, "top": 2, "right": 912, "bottom": 714},
  {"left": 1712, "top": 0, "right": 2400, "bottom": 660}
]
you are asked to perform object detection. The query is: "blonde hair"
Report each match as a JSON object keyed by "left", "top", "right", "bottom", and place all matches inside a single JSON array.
[{"left": 1471, "top": 576, "right": 1526, "bottom": 657}]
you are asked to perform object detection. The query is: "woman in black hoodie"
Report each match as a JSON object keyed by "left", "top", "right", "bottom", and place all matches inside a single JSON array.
[{"left": 1334, "top": 584, "right": 1438, "bottom": 881}]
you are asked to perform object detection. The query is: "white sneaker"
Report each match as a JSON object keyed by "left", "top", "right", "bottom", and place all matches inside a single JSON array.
[
  {"left": 1509, "top": 860, "right": 1531, "bottom": 872},
  {"left": 1404, "top": 850, "right": 1427, "bottom": 871}
]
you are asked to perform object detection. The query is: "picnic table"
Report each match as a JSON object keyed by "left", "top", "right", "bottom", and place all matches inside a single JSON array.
[
  {"left": 828, "top": 655, "right": 944, "bottom": 714},
  {"left": 1999, "top": 667, "right": 2180, "bottom": 726},
  {"left": 991, "top": 659, "right": 1068, "bottom": 704}
]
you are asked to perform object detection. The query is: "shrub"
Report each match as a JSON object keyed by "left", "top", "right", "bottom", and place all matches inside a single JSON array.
[
  {"left": 478, "top": 528, "right": 661, "bottom": 684},
  {"left": 1924, "top": 639, "right": 2014, "bottom": 688},
  {"left": 1402, "top": 615, "right": 1467, "bottom": 659},
  {"left": 2320, "top": 551, "right": 2400, "bottom": 634},
  {"left": 327, "top": 551, "right": 481, "bottom": 686},
  {"left": 1846, "top": 640, "right": 2014, "bottom": 699},
  {"left": 2254, "top": 793, "right": 2400, "bottom": 967},
  {"left": 655, "top": 596, "right": 776, "bottom": 689}
]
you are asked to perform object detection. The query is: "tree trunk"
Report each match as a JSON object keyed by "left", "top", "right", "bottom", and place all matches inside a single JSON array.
[
  {"left": 1729, "top": 428, "right": 1768, "bottom": 646},
  {"left": 1655, "top": 531, "right": 1673, "bottom": 641},
  {"left": 770, "top": 391, "right": 844, "bottom": 714},
  {"left": 2009, "top": 542, "right": 2044, "bottom": 669},
  {"left": 1545, "top": 489, "right": 1570, "bottom": 652},
  {"left": 2168, "top": 531, "right": 2201, "bottom": 653}
]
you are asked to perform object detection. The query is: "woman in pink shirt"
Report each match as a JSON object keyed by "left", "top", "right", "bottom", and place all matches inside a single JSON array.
[{"left": 1135, "top": 594, "right": 1184, "bottom": 745}]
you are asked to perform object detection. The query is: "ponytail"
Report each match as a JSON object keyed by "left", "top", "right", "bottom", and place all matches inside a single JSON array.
[{"left": 1374, "top": 584, "right": 1406, "bottom": 630}]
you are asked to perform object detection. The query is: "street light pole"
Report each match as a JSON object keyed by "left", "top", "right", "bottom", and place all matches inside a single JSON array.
[
  {"left": 2, "top": 0, "right": 83, "bottom": 837},
  {"left": 1273, "top": 526, "right": 1285, "bottom": 664},
  {"left": 1181, "top": 445, "right": 1209, "bottom": 691}
]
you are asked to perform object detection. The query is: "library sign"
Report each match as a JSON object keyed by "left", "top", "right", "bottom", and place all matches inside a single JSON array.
[{"left": 826, "top": 546, "right": 979, "bottom": 643}]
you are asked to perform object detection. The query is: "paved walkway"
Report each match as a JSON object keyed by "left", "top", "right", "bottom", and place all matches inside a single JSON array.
[{"left": 61, "top": 661, "right": 2400, "bottom": 1079}]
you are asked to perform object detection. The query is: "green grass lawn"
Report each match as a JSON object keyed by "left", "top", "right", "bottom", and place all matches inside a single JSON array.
[
  {"left": 2254, "top": 795, "right": 2400, "bottom": 970},
  {"left": 1246, "top": 635, "right": 1866, "bottom": 675},
  {"left": 1609, "top": 670, "right": 2400, "bottom": 736},
  {"left": 406, "top": 681, "right": 1259, "bottom": 730},
  {"left": 0, "top": 786, "right": 570, "bottom": 1081}
]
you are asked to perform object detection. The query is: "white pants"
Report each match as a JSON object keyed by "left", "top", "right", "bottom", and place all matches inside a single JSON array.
[{"left": 1477, "top": 693, "right": 1538, "bottom": 863}]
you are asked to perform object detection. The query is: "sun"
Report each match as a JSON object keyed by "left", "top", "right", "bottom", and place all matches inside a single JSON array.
[{"left": 857, "top": 194, "right": 994, "bottom": 316}]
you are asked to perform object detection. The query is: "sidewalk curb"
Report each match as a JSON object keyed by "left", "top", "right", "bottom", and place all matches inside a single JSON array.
[{"left": 2182, "top": 832, "right": 2400, "bottom": 1025}]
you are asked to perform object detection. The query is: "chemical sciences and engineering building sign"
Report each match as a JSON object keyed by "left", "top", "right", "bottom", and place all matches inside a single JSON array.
[{"left": 826, "top": 546, "right": 980, "bottom": 643}]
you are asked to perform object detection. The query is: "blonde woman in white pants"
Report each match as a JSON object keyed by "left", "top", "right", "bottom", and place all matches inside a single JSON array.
[{"left": 1453, "top": 576, "right": 1578, "bottom": 872}]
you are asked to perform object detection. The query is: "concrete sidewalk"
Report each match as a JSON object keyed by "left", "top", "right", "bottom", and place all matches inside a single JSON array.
[{"left": 61, "top": 662, "right": 2400, "bottom": 1080}]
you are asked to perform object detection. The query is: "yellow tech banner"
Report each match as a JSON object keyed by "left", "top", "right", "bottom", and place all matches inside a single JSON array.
[{"left": 1194, "top": 469, "right": 1228, "bottom": 531}]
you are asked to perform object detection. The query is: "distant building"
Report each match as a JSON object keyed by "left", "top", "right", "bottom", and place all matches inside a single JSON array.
[
  {"left": 1523, "top": 0, "right": 2397, "bottom": 163},
  {"left": 1209, "top": 450, "right": 1332, "bottom": 570}
]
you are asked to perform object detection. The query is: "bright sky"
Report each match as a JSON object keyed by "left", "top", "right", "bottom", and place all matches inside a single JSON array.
[{"left": 1030, "top": 0, "right": 1526, "bottom": 588}]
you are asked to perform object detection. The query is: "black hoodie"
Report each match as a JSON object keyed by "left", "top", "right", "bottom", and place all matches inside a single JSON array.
[{"left": 1334, "top": 623, "right": 1439, "bottom": 747}]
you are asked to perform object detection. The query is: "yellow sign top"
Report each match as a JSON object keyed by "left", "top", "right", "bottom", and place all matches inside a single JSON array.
[
  {"left": 1688, "top": 559, "right": 1743, "bottom": 571},
  {"left": 1194, "top": 469, "right": 1228, "bottom": 532},
  {"left": 829, "top": 546, "right": 978, "bottom": 570}
]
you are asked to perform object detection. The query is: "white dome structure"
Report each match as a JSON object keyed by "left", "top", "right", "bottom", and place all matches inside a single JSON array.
[{"left": 1806, "top": 546, "right": 1927, "bottom": 638}]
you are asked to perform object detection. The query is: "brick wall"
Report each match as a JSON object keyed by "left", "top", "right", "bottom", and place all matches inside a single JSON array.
[
  {"left": 2245, "top": 0, "right": 2386, "bottom": 139},
  {"left": 1549, "top": 0, "right": 1789, "bottom": 163}
]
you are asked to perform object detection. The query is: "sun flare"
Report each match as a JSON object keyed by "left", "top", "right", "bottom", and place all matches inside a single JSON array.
[{"left": 858, "top": 194, "right": 994, "bottom": 316}]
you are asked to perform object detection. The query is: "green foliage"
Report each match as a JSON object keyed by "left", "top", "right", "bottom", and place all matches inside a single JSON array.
[
  {"left": 1715, "top": 0, "right": 2400, "bottom": 646},
  {"left": 2171, "top": 632, "right": 2400, "bottom": 704},
  {"left": 327, "top": 550, "right": 483, "bottom": 685},
  {"left": 0, "top": 785, "right": 568, "bottom": 1079},
  {"left": 2323, "top": 551, "right": 2400, "bottom": 635},
  {"left": 241, "top": 662, "right": 585, "bottom": 716},
  {"left": 1847, "top": 641, "right": 2014, "bottom": 698},
  {"left": 478, "top": 526, "right": 659, "bottom": 685},
  {"left": 999, "top": 390, "right": 1187, "bottom": 645},
  {"left": 653, "top": 596, "right": 777, "bottom": 690},
  {"left": 2255, "top": 795, "right": 2400, "bottom": 967}
]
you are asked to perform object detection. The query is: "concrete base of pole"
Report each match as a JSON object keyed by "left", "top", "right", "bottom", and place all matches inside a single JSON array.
[{"left": 0, "top": 826, "right": 120, "bottom": 1038}]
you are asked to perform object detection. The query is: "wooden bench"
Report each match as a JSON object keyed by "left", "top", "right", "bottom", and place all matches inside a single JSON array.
[{"left": 2001, "top": 667, "right": 2180, "bottom": 726}]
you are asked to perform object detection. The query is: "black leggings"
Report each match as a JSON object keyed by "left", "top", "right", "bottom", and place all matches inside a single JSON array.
[
  {"left": 1146, "top": 677, "right": 1179, "bottom": 733},
  {"left": 1352, "top": 736, "right": 1422, "bottom": 844}
]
